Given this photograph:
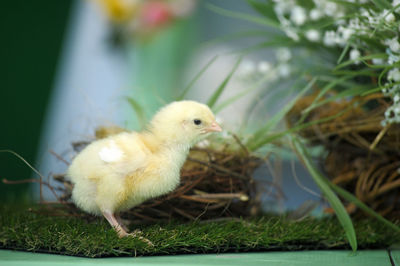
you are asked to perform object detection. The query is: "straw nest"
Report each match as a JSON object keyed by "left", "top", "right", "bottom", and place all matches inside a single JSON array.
[
  {"left": 43, "top": 127, "right": 263, "bottom": 223},
  {"left": 287, "top": 92, "right": 400, "bottom": 219}
]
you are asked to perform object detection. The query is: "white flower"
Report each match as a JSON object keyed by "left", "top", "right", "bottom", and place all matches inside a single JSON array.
[
  {"left": 350, "top": 49, "right": 361, "bottom": 64},
  {"left": 305, "top": 29, "right": 320, "bottom": 42},
  {"left": 309, "top": 9, "right": 322, "bottom": 20},
  {"left": 257, "top": 61, "right": 272, "bottom": 73},
  {"left": 382, "top": 10, "right": 396, "bottom": 23},
  {"left": 388, "top": 68, "right": 400, "bottom": 81},
  {"left": 323, "top": 31, "right": 337, "bottom": 47},
  {"left": 276, "top": 48, "right": 292, "bottom": 62},
  {"left": 273, "top": 0, "right": 294, "bottom": 15},
  {"left": 388, "top": 52, "right": 400, "bottom": 64},
  {"left": 239, "top": 60, "right": 256, "bottom": 76},
  {"left": 385, "top": 37, "right": 400, "bottom": 52},
  {"left": 284, "top": 27, "right": 300, "bottom": 41},
  {"left": 372, "top": 58, "right": 384, "bottom": 65},
  {"left": 394, "top": 94, "right": 400, "bottom": 103},
  {"left": 349, "top": 17, "right": 367, "bottom": 31},
  {"left": 334, "top": 11, "right": 345, "bottom": 19},
  {"left": 337, "top": 26, "right": 354, "bottom": 42},
  {"left": 383, "top": 102, "right": 400, "bottom": 124},
  {"left": 360, "top": 8, "right": 370, "bottom": 18},
  {"left": 278, "top": 63, "right": 291, "bottom": 77},
  {"left": 393, "top": 0, "right": 400, "bottom": 12},
  {"left": 324, "top": 2, "right": 338, "bottom": 17},
  {"left": 290, "top": 6, "right": 307, "bottom": 25}
]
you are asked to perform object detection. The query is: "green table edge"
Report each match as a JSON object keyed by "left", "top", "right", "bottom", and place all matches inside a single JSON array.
[{"left": 0, "top": 249, "right": 395, "bottom": 266}]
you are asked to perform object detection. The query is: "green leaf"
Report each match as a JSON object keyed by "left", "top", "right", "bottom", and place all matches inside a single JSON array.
[
  {"left": 292, "top": 137, "right": 358, "bottom": 251},
  {"left": 177, "top": 55, "right": 218, "bottom": 101},
  {"left": 252, "top": 104, "right": 352, "bottom": 150},
  {"left": 247, "top": 0, "right": 279, "bottom": 23},
  {"left": 247, "top": 77, "right": 317, "bottom": 151},
  {"left": 207, "top": 56, "right": 242, "bottom": 109},
  {"left": 238, "top": 36, "right": 298, "bottom": 54},
  {"left": 126, "top": 97, "right": 147, "bottom": 130},
  {"left": 298, "top": 86, "right": 366, "bottom": 114},
  {"left": 213, "top": 66, "right": 279, "bottom": 114},
  {"left": 337, "top": 42, "right": 351, "bottom": 65},
  {"left": 370, "top": 0, "right": 391, "bottom": 10},
  {"left": 334, "top": 53, "right": 387, "bottom": 70},
  {"left": 329, "top": 183, "right": 400, "bottom": 233},
  {"left": 207, "top": 3, "right": 281, "bottom": 29},
  {"left": 202, "top": 30, "right": 270, "bottom": 48},
  {"left": 298, "top": 76, "right": 355, "bottom": 124}
]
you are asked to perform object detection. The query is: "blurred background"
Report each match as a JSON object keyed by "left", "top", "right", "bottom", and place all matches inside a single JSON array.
[
  {"left": 0, "top": 0, "right": 73, "bottom": 202},
  {"left": 1, "top": 0, "right": 320, "bottom": 212}
]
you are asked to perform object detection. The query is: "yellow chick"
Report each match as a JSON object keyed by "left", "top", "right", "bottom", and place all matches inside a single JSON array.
[{"left": 67, "top": 101, "right": 222, "bottom": 238}]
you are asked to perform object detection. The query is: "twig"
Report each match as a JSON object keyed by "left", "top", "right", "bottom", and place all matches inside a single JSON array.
[
  {"left": 173, "top": 207, "right": 195, "bottom": 220},
  {"left": 232, "top": 133, "right": 250, "bottom": 155},
  {"left": 188, "top": 193, "right": 248, "bottom": 201},
  {"left": 369, "top": 123, "right": 390, "bottom": 151},
  {"left": 187, "top": 157, "right": 249, "bottom": 180},
  {"left": 2, "top": 178, "right": 66, "bottom": 205},
  {"left": 179, "top": 195, "right": 219, "bottom": 203},
  {"left": 49, "top": 149, "right": 70, "bottom": 166}
]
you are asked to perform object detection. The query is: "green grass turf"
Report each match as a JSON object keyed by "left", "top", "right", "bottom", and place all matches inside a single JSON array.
[{"left": 0, "top": 205, "right": 398, "bottom": 258}]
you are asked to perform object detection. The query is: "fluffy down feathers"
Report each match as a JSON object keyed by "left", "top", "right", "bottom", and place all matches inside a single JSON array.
[{"left": 67, "top": 101, "right": 221, "bottom": 226}]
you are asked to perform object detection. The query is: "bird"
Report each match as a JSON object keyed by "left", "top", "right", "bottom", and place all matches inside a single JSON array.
[{"left": 67, "top": 100, "right": 222, "bottom": 240}]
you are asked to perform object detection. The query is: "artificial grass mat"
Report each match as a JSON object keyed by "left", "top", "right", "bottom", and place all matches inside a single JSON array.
[{"left": 0, "top": 205, "right": 398, "bottom": 258}]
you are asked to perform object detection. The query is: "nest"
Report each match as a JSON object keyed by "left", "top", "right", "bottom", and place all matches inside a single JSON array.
[
  {"left": 37, "top": 128, "right": 264, "bottom": 223},
  {"left": 287, "top": 92, "right": 400, "bottom": 219}
]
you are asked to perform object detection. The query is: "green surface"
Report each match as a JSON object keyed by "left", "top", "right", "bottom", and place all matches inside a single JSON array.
[
  {"left": 393, "top": 250, "right": 400, "bottom": 266},
  {"left": 0, "top": 249, "right": 394, "bottom": 266},
  {"left": 1, "top": 206, "right": 399, "bottom": 258}
]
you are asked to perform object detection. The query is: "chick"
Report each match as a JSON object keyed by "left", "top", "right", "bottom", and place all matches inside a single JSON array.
[{"left": 67, "top": 100, "right": 222, "bottom": 238}]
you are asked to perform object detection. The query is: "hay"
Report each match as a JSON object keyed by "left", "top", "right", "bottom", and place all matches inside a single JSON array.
[{"left": 287, "top": 92, "right": 400, "bottom": 219}]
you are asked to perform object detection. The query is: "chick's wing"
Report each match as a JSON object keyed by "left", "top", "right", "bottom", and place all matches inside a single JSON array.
[{"left": 69, "top": 132, "right": 150, "bottom": 183}]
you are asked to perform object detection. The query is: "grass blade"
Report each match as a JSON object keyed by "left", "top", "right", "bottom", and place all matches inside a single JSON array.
[
  {"left": 247, "top": 0, "right": 279, "bottom": 22},
  {"left": 292, "top": 136, "right": 358, "bottom": 251},
  {"left": 337, "top": 42, "right": 351, "bottom": 65},
  {"left": 213, "top": 67, "right": 278, "bottom": 114},
  {"left": 177, "top": 55, "right": 218, "bottom": 101},
  {"left": 370, "top": 0, "right": 391, "bottom": 10},
  {"left": 206, "top": 3, "right": 281, "bottom": 29},
  {"left": 207, "top": 56, "right": 242, "bottom": 109},
  {"left": 126, "top": 97, "right": 147, "bottom": 130},
  {"left": 247, "top": 77, "right": 317, "bottom": 151},
  {"left": 334, "top": 53, "right": 387, "bottom": 71},
  {"left": 253, "top": 105, "right": 352, "bottom": 148},
  {"left": 329, "top": 183, "right": 400, "bottom": 233}
]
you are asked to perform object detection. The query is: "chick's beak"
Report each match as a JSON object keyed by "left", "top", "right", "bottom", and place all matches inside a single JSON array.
[{"left": 205, "top": 121, "right": 222, "bottom": 133}]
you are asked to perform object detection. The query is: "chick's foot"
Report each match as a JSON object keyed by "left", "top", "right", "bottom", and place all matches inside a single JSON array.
[{"left": 125, "top": 230, "right": 154, "bottom": 247}]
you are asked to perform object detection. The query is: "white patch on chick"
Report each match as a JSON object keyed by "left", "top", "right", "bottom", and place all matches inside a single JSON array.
[{"left": 98, "top": 140, "right": 124, "bottom": 163}]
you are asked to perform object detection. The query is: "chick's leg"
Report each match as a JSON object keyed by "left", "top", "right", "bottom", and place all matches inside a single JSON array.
[
  {"left": 103, "top": 211, "right": 154, "bottom": 246},
  {"left": 114, "top": 213, "right": 129, "bottom": 232},
  {"left": 102, "top": 211, "right": 153, "bottom": 246},
  {"left": 102, "top": 211, "right": 129, "bottom": 238}
]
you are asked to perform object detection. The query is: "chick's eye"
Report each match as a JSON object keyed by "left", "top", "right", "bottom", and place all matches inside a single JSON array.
[{"left": 194, "top": 119, "right": 202, "bottom": 125}]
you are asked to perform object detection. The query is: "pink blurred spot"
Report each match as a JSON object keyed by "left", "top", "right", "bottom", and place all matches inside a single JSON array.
[{"left": 140, "top": 1, "right": 173, "bottom": 28}]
